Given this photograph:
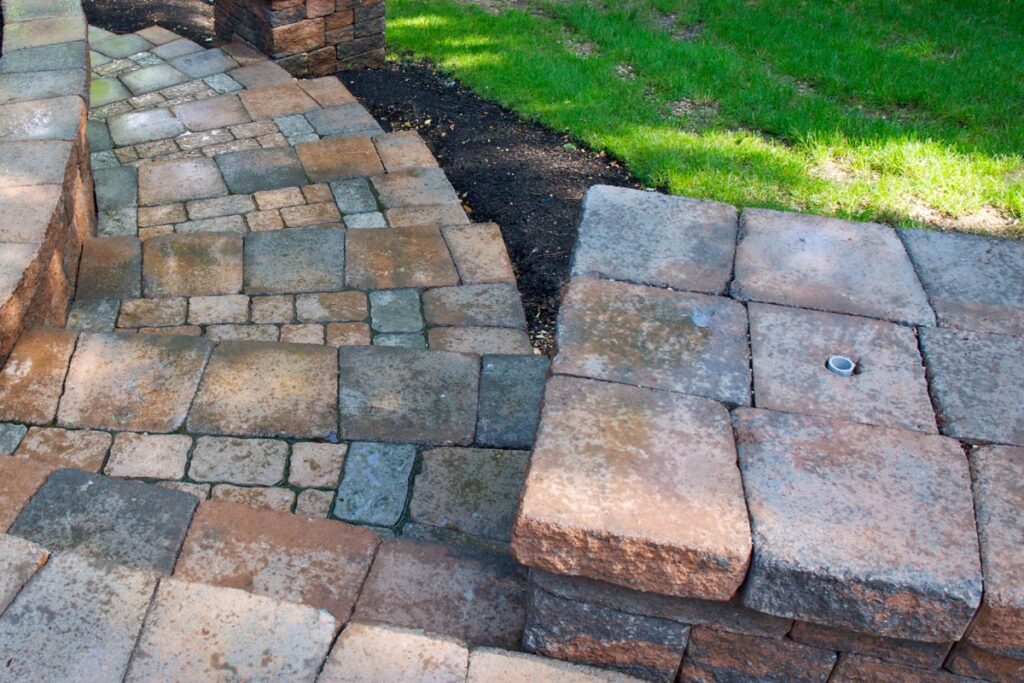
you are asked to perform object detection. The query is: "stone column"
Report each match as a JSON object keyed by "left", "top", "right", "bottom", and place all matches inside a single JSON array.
[{"left": 214, "top": 0, "right": 385, "bottom": 77}]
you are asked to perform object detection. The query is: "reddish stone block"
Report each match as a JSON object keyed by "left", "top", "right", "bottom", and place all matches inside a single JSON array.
[
  {"left": 0, "top": 328, "right": 77, "bottom": 425},
  {"left": 789, "top": 621, "right": 951, "bottom": 670},
  {"left": 678, "top": 627, "right": 836, "bottom": 683},
  {"left": 946, "top": 641, "right": 1024, "bottom": 682},
  {"left": 0, "top": 457, "right": 53, "bottom": 531},
  {"left": 441, "top": 223, "right": 516, "bottom": 285},
  {"left": 299, "top": 76, "right": 355, "bottom": 106},
  {"left": 271, "top": 18, "right": 325, "bottom": 58},
  {"left": 175, "top": 500, "right": 379, "bottom": 622},
  {"left": 296, "top": 136, "right": 383, "bottom": 181},
  {"left": 325, "top": 9, "right": 354, "bottom": 30},
  {"left": 829, "top": 653, "right": 975, "bottom": 682},
  {"left": 345, "top": 227, "right": 459, "bottom": 289},
  {"left": 239, "top": 84, "right": 318, "bottom": 119},
  {"left": 734, "top": 408, "right": 982, "bottom": 642},
  {"left": 373, "top": 131, "right": 437, "bottom": 173}
]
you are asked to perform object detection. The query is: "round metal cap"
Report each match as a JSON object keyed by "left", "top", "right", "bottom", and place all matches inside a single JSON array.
[{"left": 826, "top": 354, "right": 856, "bottom": 377}]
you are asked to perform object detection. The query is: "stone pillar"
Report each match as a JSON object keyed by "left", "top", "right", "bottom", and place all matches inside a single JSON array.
[{"left": 214, "top": 0, "right": 385, "bottom": 77}]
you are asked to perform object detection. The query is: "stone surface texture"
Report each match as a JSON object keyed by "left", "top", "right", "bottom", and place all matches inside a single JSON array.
[{"left": 319, "top": 622, "right": 470, "bottom": 683}]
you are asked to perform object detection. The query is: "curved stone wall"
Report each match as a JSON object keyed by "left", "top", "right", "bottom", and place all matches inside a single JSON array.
[{"left": 0, "top": 0, "right": 93, "bottom": 357}]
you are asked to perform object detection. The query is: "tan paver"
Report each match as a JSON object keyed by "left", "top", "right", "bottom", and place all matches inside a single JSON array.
[
  {"left": 441, "top": 223, "right": 516, "bottom": 285},
  {"left": 513, "top": 375, "right": 751, "bottom": 600},
  {"left": 296, "top": 489, "right": 334, "bottom": 516},
  {"left": 299, "top": 76, "right": 356, "bottom": 107},
  {"left": 469, "top": 648, "right": 643, "bottom": 683},
  {"left": 0, "top": 457, "right": 53, "bottom": 531},
  {"left": 15, "top": 426, "right": 112, "bottom": 470},
  {"left": 239, "top": 83, "right": 318, "bottom": 119},
  {"left": 326, "top": 322, "right": 372, "bottom": 346},
  {"left": 0, "top": 328, "right": 77, "bottom": 424},
  {"left": 143, "top": 232, "right": 243, "bottom": 297},
  {"left": 58, "top": 332, "right": 212, "bottom": 433},
  {"left": 188, "top": 341, "right": 338, "bottom": 438},
  {"left": 423, "top": 283, "right": 526, "bottom": 329},
  {"left": 289, "top": 442, "right": 347, "bottom": 488},
  {"left": 373, "top": 130, "right": 438, "bottom": 172},
  {"left": 296, "top": 135, "right": 384, "bottom": 181},
  {"left": 175, "top": 500, "right": 379, "bottom": 621},
  {"left": 173, "top": 94, "right": 250, "bottom": 131},
  {"left": 251, "top": 294, "right": 294, "bottom": 323},
  {"left": 296, "top": 291, "right": 367, "bottom": 322},
  {"left": 104, "top": 432, "right": 192, "bottom": 479},
  {"left": 125, "top": 578, "right": 336, "bottom": 681},
  {"left": 319, "top": 622, "right": 469, "bottom": 683},
  {"left": 428, "top": 326, "right": 533, "bottom": 355},
  {"left": 118, "top": 297, "right": 187, "bottom": 327},
  {"left": 0, "top": 535, "right": 47, "bottom": 615},
  {"left": 370, "top": 167, "right": 460, "bottom": 208},
  {"left": 211, "top": 484, "right": 297, "bottom": 511},
  {"left": 188, "top": 436, "right": 288, "bottom": 485},
  {"left": 137, "top": 156, "right": 228, "bottom": 205},
  {"left": 187, "top": 294, "right": 249, "bottom": 324},
  {"left": 734, "top": 408, "right": 982, "bottom": 642},
  {"left": 345, "top": 227, "right": 460, "bottom": 289}
]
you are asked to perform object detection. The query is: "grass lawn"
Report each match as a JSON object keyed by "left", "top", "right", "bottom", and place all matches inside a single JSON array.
[{"left": 386, "top": 0, "right": 1024, "bottom": 235}]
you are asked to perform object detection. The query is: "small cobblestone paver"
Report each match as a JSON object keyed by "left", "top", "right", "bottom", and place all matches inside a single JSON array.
[
  {"left": 525, "top": 581, "right": 690, "bottom": 682},
  {"left": 0, "top": 534, "right": 46, "bottom": 615},
  {"left": 9, "top": 469, "right": 196, "bottom": 573},
  {"left": 296, "top": 291, "right": 367, "bottom": 322},
  {"left": 173, "top": 94, "right": 250, "bottom": 131},
  {"left": 138, "top": 156, "right": 227, "bottom": 205},
  {"left": 211, "top": 484, "right": 296, "bottom": 511},
  {"left": 373, "top": 332, "right": 426, "bottom": 348},
  {"left": 143, "top": 232, "right": 243, "bottom": 297},
  {"left": 346, "top": 227, "right": 460, "bottom": 289},
  {"left": 333, "top": 442, "right": 417, "bottom": 527},
  {"left": 14, "top": 426, "right": 112, "bottom": 470},
  {"left": 411, "top": 447, "right": 529, "bottom": 543},
  {"left": 76, "top": 236, "right": 141, "bottom": 299},
  {"left": 554, "top": 277, "right": 751, "bottom": 406},
  {"left": 678, "top": 627, "right": 837, "bottom": 683},
  {"left": 296, "top": 489, "right": 334, "bottom": 516},
  {"left": 749, "top": 303, "right": 936, "bottom": 433},
  {"left": 290, "top": 442, "right": 347, "bottom": 488},
  {"left": 104, "top": 432, "right": 192, "bottom": 479},
  {"left": 125, "top": 578, "right": 336, "bottom": 681},
  {"left": 118, "top": 297, "right": 187, "bottom": 327},
  {"left": 920, "top": 328, "right": 1024, "bottom": 446},
  {"left": 476, "top": 354, "right": 549, "bottom": 449},
  {"left": 429, "top": 327, "right": 534, "bottom": 355},
  {"left": 469, "top": 648, "right": 641, "bottom": 683},
  {"left": 368, "top": 288, "right": 422, "bottom": 332},
  {"left": 0, "top": 458, "right": 53, "bottom": 531},
  {"left": 355, "top": 539, "right": 527, "bottom": 648},
  {"left": 732, "top": 208, "right": 935, "bottom": 325},
  {"left": 330, "top": 176, "right": 377, "bottom": 213},
  {"left": 514, "top": 375, "right": 751, "bottom": 600},
  {"left": 58, "top": 332, "right": 212, "bottom": 433},
  {"left": 188, "top": 341, "right": 338, "bottom": 439},
  {"left": 788, "top": 621, "right": 953, "bottom": 670},
  {"left": 338, "top": 346, "right": 479, "bottom": 445},
  {"left": 423, "top": 284, "right": 526, "bottom": 329},
  {"left": 0, "top": 328, "right": 76, "bottom": 424},
  {"left": 967, "top": 445, "right": 1024, "bottom": 659},
  {"left": 900, "top": 229, "right": 1024, "bottom": 336},
  {"left": 733, "top": 408, "right": 982, "bottom": 641},
  {"left": 328, "top": 322, "right": 373, "bottom": 346},
  {"left": 186, "top": 194, "right": 256, "bottom": 219},
  {"left": 175, "top": 500, "right": 379, "bottom": 621},
  {"left": 296, "top": 135, "right": 384, "bottom": 181},
  {"left": 216, "top": 147, "right": 308, "bottom": 194},
  {"left": 251, "top": 294, "right": 294, "bottom": 322},
  {"left": 245, "top": 227, "right": 346, "bottom": 294},
  {"left": 573, "top": 185, "right": 738, "bottom": 294},
  {"left": 188, "top": 294, "right": 249, "bottom": 324},
  {"left": 0, "top": 552, "right": 158, "bottom": 682},
  {"left": 188, "top": 436, "right": 287, "bottom": 485},
  {"left": 320, "top": 622, "right": 469, "bottom": 682}
]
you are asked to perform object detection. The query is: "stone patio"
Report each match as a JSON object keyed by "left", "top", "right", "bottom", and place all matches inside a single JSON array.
[{"left": 0, "top": 9, "right": 1021, "bottom": 683}]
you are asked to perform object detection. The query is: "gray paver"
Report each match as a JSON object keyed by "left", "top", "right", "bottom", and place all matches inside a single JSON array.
[
  {"left": 0, "top": 423, "right": 28, "bottom": 454},
  {"left": 732, "top": 208, "right": 935, "bottom": 325},
  {"left": 120, "top": 63, "right": 188, "bottom": 95},
  {"left": 476, "top": 354, "right": 549, "bottom": 449},
  {"left": 93, "top": 164, "right": 137, "bottom": 211},
  {"left": 143, "top": 232, "right": 244, "bottom": 297},
  {"left": 107, "top": 107, "right": 186, "bottom": 146},
  {"left": 338, "top": 346, "right": 479, "bottom": 445},
  {"left": 9, "top": 469, "right": 197, "bottom": 574},
  {"left": 216, "top": 147, "right": 307, "bottom": 194},
  {"left": 920, "top": 328, "right": 1024, "bottom": 446},
  {"left": 0, "top": 96, "right": 82, "bottom": 142},
  {"left": 369, "top": 288, "right": 423, "bottom": 333},
  {"left": 0, "top": 41, "right": 87, "bottom": 73},
  {"left": 66, "top": 297, "right": 120, "bottom": 331},
  {"left": 93, "top": 32, "right": 153, "bottom": 58},
  {"left": 374, "top": 333, "right": 427, "bottom": 348},
  {"left": 305, "top": 102, "right": 383, "bottom": 137},
  {"left": 0, "top": 534, "right": 46, "bottom": 614},
  {"left": 151, "top": 37, "right": 202, "bottom": 60},
  {"left": 0, "top": 552, "right": 158, "bottom": 682},
  {"left": 330, "top": 177, "right": 378, "bottom": 213},
  {"left": 333, "top": 442, "right": 417, "bottom": 527},
  {"left": 423, "top": 284, "right": 526, "bottom": 329},
  {"left": 371, "top": 167, "right": 460, "bottom": 208},
  {"left": 169, "top": 47, "right": 238, "bottom": 78},
  {"left": 189, "top": 436, "right": 288, "bottom": 485},
  {"left": 244, "top": 227, "right": 346, "bottom": 294}
]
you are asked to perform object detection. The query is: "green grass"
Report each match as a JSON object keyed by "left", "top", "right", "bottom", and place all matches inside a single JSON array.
[{"left": 386, "top": 0, "right": 1024, "bottom": 235}]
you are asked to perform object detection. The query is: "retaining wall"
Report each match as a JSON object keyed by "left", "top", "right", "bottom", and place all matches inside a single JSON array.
[{"left": 0, "top": 0, "right": 94, "bottom": 357}]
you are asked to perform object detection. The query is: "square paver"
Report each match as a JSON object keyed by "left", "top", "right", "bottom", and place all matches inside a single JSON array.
[
  {"left": 319, "top": 622, "right": 469, "bottom": 683},
  {"left": 553, "top": 277, "right": 751, "bottom": 406},
  {"left": 967, "top": 445, "right": 1024, "bottom": 659},
  {"left": 215, "top": 147, "right": 307, "bottom": 194},
  {"left": 337, "top": 346, "right": 479, "bottom": 445},
  {"left": 442, "top": 223, "right": 517, "bottom": 285},
  {"left": 370, "top": 167, "right": 460, "bottom": 208},
  {"left": 120, "top": 63, "right": 188, "bottom": 95},
  {"left": 94, "top": 32, "right": 154, "bottom": 58},
  {"left": 411, "top": 447, "right": 529, "bottom": 542},
  {"left": 58, "top": 332, "right": 212, "bottom": 433},
  {"left": 333, "top": 442, "right": 417, "bottom": 527},
  {"left": 169, "top": 47, "right": 238, "bottom": 78},
  {"left": 143, "top": 232, "right": 244, "bottom": 297},
  {"left": 107, "top": 107, "right": 186, "bottom": 146},
  {"left": 244, "top": 227, "right": 346, "bottom": 294},
  {"left": 138, "top": 156, "right": 227, "bottom": 205},
  {"left": 369, "top": 289, "right": 423, "bottom": 333},
  {"left": 94, "top": 165, "right": 137, "bottom": 211},
  {"left": 90, "top": 76, "right": 131, "bottom": 106},
  {"left": 346, "top": 227, "right": 460, "bottom": 289},
  {"left": 920, "top": 328, "right": 1024, "bottom": 446},
  {"left": 900, "top": 228, "right": 1024, "bottom": 336},
  {"left": 749, "top": 303, "right": 936, "bottom": 433},
  {"left": 305, "top": 102, "right": 383, "bottom": 137},
  {"left": 296, "top": 136, "right": 384, "bottom": 182},
  {"left": 76, "top": 236, "right": 141, "bottom": 299},
  {"left": 175, "top": 499, "right": 380, "bottom": 621},
  {"left": 290, "top": 442, "right": 347, "bottom": 488},
  {"left": 373, "top": 130, "right": 437, "bottom": 172},
  {"left": 0, "top": 328, "right": 77, "bottom": 425},
  {"left": 731, "top": 208, "right": 935, "bottom": 325},
  {"left": 0, "top": 553, "right": 158, "bottom": 682},
  {"left": 573, "top": 185, "right": 738, "bottom": 293},
  {"left": 136, "top": 25, "right": 181, "bottom": 45},
  {"left": 238, "top": 83, "right": 317, "bottom": 119},
  {"left": 733, "top": 408, "right": 982, "bottom": 641},
  {"left": 513, "top": 375, "right": 751, "bottom": 600},
  {"left": 9, "top": 468, "right": 197, "bottom": 573},
  {"left": 188, "top": 436, "right": 288, "bottom": 485},
  {"left": 476, "top": 354, "right": 549, "bottom": 449},
  {"left": 151, "top": 37, "right": 203, "bottom": 60},
  {"left": 124, "top": 579, "right": 336, "bottom": 682},
  {"left": 0, "top": 458, "right": 53, "bottom": 531},
  {"left": 187, "top": 341, "right": 338, "bottom": 439},
  {"left": 354, "top": 539, "right": 526, "bottom": 648},
  {"left": 173, "top": 94, "right": 250, "bottom": 131}
]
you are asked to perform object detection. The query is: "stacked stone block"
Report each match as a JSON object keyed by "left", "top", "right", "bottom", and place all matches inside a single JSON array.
[
  {"left": 511, "top": 185, "right": 1024, "bottom": 681},
  {"left": 0, "top": 0, "right": 95, "bottom": 357},
  {"left": 214, "top": 0, "right": 384, "bottom": 76}
]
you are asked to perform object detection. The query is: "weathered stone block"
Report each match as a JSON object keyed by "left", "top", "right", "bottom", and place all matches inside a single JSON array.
[
  {"left": 189, "top": 436, "right": 288, "bottom": 485},
  {"left": 137, "top": 156, "right": 227, "bottom": 205},
  {"left": 216, "top": 146, "right": 308, "bottom": 194},
  {"left": 0, "top": 457, "right": 52, "bottom": 531},
  {"left": 244, "top": 227, "right": 346, "bottom": 294},
  {"left": 368, "top": 288, "right": 422, "bottom": 333},
  {"left": 239, "top": 83, "right": 318, "bottom": 119},
  {"left": 423, "top": 283, "right": 526, "bottom": 329},
  {"left": 333, "top": 441, "right": 416, "bottom": 527},
  {"left": 678, "top": 627, "right": 836, "bottom": 683},
  {"left": 296, "top": 135, "right": 384, "bottom": 181},
  {"left": 143, "top": 232, "right": 243, "bottom": 297},
  {"left": 428, "top": 326, "right": 533, "bottom": 355},
  {"left": 829, "top": 653, "right": 974, "bottom": 682},
  {"left": 345, "top": 226, "right": 460, "bottom": 289},
  {"left": 104, "top": 432, "right": 191, "bottom": 479},
  {"left": 789, "top": 621, "right": 952, "bottom": 670},
  {"left": 371, "top": 167, "right": 460, "bottom": 208},
  {"left": 14, "top": 426, "right": 111, "bottom": 470},
  {"left": 76, "top": 235, "right": 141, "bottom": 299},
  {"left": 0, "top": 327, "right": 76, "bottom": 424},
  {"left": 0, "top": 534, "right": 46, "bottom": 615},
  {"left": 173, "top": 94, "right": 251, "bottom": 131},
  {"left": 320, "top": 622, "right": 470, "bottom": 683},
  {"left": 946, "top": 641, "right": 1024, "bottom": 682},
  {"left": 476, "top": 354, "right": 549, "bottom": 449},
  {"left": 441, "top": 223, "right": 517, "bottom": 285},
  {"left": 512, "top": 375, "right": 751, "bottom": 600}
]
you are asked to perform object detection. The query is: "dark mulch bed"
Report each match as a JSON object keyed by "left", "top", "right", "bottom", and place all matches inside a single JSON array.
[
  {"left": 341, "top": 61, "right": 639, "bottom": 349},
  {"left": 84, "top": 0, "right": 214, "bottom": 45}
]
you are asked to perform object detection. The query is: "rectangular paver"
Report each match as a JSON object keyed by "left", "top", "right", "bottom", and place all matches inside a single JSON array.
[
  {"left": 143, "top": 232, "right": 243, "bottom": 297},
  {"left": 14, "top": 426, "right": 112, "bottom": 471},
  {"left": 333, "top": 442, "right": 417, "bottom": 527},
  {"left": 345, "top": 227, "right": 459, "bottom": 289},
  {"left": 138, "top": 156, "right": 227, "bottom": 205},
  {"left": 244, "top": 227, "right": 346, "bottom": 294},
  {"left": 319, "top": 622, "right": 469, "bottom": 683},
  {"left": 0, "top": 328, "right": 77, "bottom": 424},
  {"left": 216, "top": 147, "right": 308, "bottom": 194}
]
